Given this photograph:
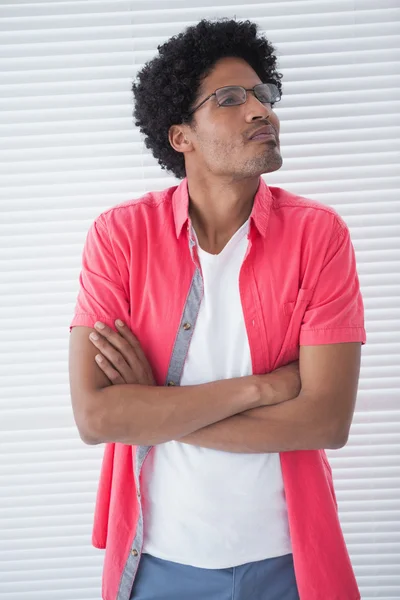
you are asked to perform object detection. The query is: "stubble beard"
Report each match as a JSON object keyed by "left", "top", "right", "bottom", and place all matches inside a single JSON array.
[{"left": 240, "top": 144, "right": 283, "bottom": 177}]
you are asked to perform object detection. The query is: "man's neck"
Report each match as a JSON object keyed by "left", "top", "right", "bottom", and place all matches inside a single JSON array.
[{"left": 187, "top": 176, "right": 259, "bottom": 255}]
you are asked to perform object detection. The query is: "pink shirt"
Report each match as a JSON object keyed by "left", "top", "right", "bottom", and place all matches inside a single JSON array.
[{"left": 70, "top": 177, "right": 366, "bottom": 600}]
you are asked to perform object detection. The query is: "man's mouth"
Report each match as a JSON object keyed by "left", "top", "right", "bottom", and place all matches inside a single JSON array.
[{"left": 248, "top": 125, "right": 276, "bottom": 142}]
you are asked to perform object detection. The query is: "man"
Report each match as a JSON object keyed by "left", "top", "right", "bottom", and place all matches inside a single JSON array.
[{"left": 69, "top": 18, "right": 366, "bottom": 600}]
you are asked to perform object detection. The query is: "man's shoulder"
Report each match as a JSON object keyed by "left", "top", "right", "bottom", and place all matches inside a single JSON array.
[
  {"left": 93, "top": 184, "right": 178, "bottom": 234},
  {"left": 269, "top": 185, "right": 348, "bottom": 235}
]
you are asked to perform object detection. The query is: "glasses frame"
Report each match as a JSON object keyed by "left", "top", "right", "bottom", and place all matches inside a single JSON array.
[{"left": 187, "top": 80, "right": 281, "bottom": 117}]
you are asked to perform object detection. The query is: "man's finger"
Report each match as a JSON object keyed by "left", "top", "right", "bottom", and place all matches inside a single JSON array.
[
  {"left": 115, "top": 320, "right": 148, "bottom": 360},
  {"left": 93, "top": 321, "right": 155, "bottom": 385},
  {"left": 95, "top": 321, "right": 139, "bottom": 357},
  {"left": 115, "top": 320, "right": 155, "bottom": 381},
  {"left": 91, "top": 326, "right": 138, "bottom": 382},
  {"left": 94, "top": 321, "right": 139, "bottom": 359},
  {"left": 95, "top": 354, "right": 125, "bottom": 385}
]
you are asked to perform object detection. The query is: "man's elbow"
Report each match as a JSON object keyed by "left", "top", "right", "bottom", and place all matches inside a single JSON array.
[
  {"left": 82, "top": 429, "right": 101, "bottom": 445},
  {"left": 73, "top": 403, "right": 103, "bottom": 446},
  {"left": 327, "top": 423, "right": 350, "bottom": 450},
  {"left": 77, "top": 415, "right": 101, "bottom": 445}
]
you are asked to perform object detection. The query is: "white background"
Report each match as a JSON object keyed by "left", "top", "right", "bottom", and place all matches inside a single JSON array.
[{"left": 0, "top": 1, "right": 399, "bottom": 599}]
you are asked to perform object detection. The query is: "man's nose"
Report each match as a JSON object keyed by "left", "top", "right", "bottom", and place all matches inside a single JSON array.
[{"left": 245, "top": 92, "right": 274, "bottom": 121}]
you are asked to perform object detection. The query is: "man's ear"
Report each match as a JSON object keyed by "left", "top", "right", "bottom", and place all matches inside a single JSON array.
[{"left": 169, "top": 125, "right": 193, "bottom": 153}]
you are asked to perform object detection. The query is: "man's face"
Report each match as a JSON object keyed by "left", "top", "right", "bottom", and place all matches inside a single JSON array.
[{"left": 185, "top": 56, "right": 282, "bottom": 179}]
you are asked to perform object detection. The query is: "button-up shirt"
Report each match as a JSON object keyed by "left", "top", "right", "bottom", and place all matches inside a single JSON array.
[{"left": 70, "top": 177, "right": 366, "bottom": 600}]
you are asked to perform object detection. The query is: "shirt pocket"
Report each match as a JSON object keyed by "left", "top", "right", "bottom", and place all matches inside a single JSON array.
[
  {"left": 283, "top": 300, "right": 296, "bottom": 317},
  {"left": 283, "top": 287, "right": 311, "bottom": 317}
]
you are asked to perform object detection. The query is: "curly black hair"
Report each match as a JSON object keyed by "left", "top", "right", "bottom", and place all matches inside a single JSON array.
[{"left": 132, "top": 18, "right": 283, "bottom": 180}]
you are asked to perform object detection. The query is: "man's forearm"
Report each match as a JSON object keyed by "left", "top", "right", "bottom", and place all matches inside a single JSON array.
[
  {"left": 90, "top": 362, "right": 300, "bottom": 446},
  {"left": 177, "top": 390, "right": 337, "bottom": 452},
  {"left": 91, "top": 375, "right": 261, "bottom": 445}
]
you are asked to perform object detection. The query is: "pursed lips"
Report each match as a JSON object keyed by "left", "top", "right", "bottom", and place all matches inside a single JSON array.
[{"left": 248, "top": 125, "right": 276, "bottom": 141}]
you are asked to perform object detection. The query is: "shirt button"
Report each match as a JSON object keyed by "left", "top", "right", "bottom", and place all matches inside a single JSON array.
[
  {"left": 183, "top": 322, "right": 191, "bottom": 330},
  {"left": 137, "top": 489, "right": 141, "bottom": 497},
  {"left": 167, "top": 381, "right": 176, "bottom": 386},
  {"left": 131, "top": 549, "right": 139, "bottom": 557}
]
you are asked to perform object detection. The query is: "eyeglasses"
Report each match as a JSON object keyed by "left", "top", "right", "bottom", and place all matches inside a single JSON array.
[{"left": 187, "top": 81, "right": 281, "bottom": 116}]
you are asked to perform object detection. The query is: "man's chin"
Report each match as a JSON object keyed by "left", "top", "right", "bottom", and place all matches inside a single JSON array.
[
  {"left": 252, "top": 153, "right": 283, "bottom": 177},
  {"left": 264, "top": 155, "right": 283, "bottom": 174}
]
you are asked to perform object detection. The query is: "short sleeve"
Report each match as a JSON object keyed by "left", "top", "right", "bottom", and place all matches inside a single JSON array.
[
  {"left": 69, "top": 217, "right": 130, "bottom": 333},
  {"left": 300, "top": 222, "right": 367, "bottom": 346}
]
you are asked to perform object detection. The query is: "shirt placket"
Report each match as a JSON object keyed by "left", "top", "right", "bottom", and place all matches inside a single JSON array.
[
  {"left": 116, "top": 223, "right": 204, "bottom": 600},
  {"left": 239, "top": 225, "right": 269, "bottom": 376}
]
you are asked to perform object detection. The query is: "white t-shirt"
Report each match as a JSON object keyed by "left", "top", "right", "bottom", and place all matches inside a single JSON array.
[{"left": 141, "top": 218, "right": 292, "bottom": 568}]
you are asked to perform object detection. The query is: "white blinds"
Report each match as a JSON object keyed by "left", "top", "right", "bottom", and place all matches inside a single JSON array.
[{"left": 1, "top": 1, "right": 399, "bottom": 599}]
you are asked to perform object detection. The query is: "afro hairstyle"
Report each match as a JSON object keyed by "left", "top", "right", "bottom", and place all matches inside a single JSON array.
[{"left": 132, "top": 18, "right": 283, "bottom": 179}]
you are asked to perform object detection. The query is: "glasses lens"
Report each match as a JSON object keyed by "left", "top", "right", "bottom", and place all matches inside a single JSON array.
[
  {"left": 215, "top": 86, "right": 246, "bottom": 107},
  {"left": 255, "top": 83, "right": 281, "bottom": 104}
]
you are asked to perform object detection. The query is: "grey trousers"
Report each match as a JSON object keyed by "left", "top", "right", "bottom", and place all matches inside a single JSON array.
[{"left": 130, "top": 552, "right": 300, "bottom": 600}]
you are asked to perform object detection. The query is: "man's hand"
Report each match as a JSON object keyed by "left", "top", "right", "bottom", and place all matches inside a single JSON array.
[{"left": 89, "top": 320, "right": 156, "bottom": 386}]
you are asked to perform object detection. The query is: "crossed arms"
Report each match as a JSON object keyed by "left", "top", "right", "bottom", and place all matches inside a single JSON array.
[{"left": 69, "top": 322, "right": 362, "bottom": 453}]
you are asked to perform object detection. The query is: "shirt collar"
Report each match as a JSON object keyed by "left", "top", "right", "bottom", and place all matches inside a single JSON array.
[{"left": 172, "top": 177, "right": 273, "bottom": 239}]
